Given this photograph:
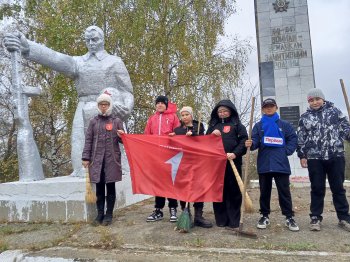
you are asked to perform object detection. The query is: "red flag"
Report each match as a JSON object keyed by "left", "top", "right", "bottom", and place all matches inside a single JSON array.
[{"left": 122, "top": 134, "right": 227, "bottom": 202}]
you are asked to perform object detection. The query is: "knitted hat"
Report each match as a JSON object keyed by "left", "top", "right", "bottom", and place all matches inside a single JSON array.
[
  {"left": 262, "top": 98, "right": 277, "bottom": 108},
  {"left": 180, "top": 106, "right": 193, "bottom": 118},
  {"left": 155, "top": 95, "right": 168, "bottom": 109},
  {"left": 96, "top": 92, "right": 112, "bottom": 116},
  {"left": 307, "top": 88, "right": 325, "bottom": 101}
]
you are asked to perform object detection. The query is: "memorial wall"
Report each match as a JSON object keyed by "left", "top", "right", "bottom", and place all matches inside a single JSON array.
[{"left": 255, "top": 0, "right": 315, "bottom": 182}]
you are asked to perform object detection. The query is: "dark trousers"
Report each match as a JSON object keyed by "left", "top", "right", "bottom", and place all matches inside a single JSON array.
[
  {"left": 180, "top": 201, "right": 204, "bottom": 210},
  {"left": 259, "top": 172, "right": 294, "bottom": 218},
  {"left": 95, "top": 164, "right": 116, "bottom": 213},
  {"left": 308, "top": 157, "right": 350, "bottom": 221},
  {"left": 155, "top": 196, "right": 178, "bottom": 209},
  {"left": 213, "top": 161, "right": 242, "bottom": 228}
]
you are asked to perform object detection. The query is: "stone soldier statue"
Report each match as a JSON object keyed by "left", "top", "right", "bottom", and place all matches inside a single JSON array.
[{"left": 4, "top": 26, "right": 134, "bottom": 177}]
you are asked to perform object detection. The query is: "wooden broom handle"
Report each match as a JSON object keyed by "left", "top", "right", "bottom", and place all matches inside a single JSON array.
[
  {"left": 229, "top": 159, "right": 245, "bottom": 193},
  {"left": 340, "top": 79, "right": 350, "bottom": 120},
  {"left": 240, "top": 96, "right": 255, "bottom": 227}
]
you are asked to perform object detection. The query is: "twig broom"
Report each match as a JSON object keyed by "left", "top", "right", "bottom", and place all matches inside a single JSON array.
[
  {"left": 176, "top": 202, "right": 191, "bottom": 233},
  {"left": 85, "top": 168, "right": 96, "bottom": 204},
  {"left": 229, "top": 159, "right": 254, "bottom": 213}
]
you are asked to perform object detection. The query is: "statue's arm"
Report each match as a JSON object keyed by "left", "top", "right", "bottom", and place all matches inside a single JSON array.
[
  {"left": 4, "top": 33, "right": 77, "bottom": 78},
  {"left": 25, "top": 40, "right": 78, "bottom": 78}
]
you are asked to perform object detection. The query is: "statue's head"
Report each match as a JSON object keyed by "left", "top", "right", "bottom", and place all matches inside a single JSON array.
[{"left": 84, "top": 26, "right": 104, "bottom": 54}]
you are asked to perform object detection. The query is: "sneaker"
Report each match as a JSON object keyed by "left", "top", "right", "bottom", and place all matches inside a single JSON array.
[
  {"left": 309, "top": 216, "right": 321, "bottom": 231},
  {"left": 338, "top": 220, "right": 350, "bottom": 232},
  {"left": 146, "top": 209, "right": 163, "bottom": 222},
  {"left": 257, "top": 216, "right": 270, "bottom": 229},
  {"left": 169, "top": 207, "right": 178, "bottom": 222},
  {"left": 285, "top": 217, "right": 299, "bottom": 232}
]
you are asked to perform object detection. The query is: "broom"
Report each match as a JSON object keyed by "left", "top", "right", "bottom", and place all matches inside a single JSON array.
[
  {"left": 228, "top": 97, "right": 257, "bottom": 238},
  {"left": 175, "top": 111, "right": 201, "bottom": 233},
  {"left": 229, "top": 159, "right": 254, "bottom": 213},
  {"left": 176, "top": 202, "right": 191, "bottom": 233},
  {"left": 85, "top": 167, "right": 97, "bottom": 203}
]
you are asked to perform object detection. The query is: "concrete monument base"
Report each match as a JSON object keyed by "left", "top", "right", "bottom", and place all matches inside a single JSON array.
[{"left": 0, "top": 175, "right": 150, "bottom": 222}]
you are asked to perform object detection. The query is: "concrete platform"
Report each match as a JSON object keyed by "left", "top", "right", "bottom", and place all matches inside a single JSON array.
[{"left": 0, "top": 175, "right": 150, "bottom": 223}]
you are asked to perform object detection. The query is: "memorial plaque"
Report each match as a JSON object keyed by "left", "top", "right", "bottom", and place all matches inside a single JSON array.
[
  {"left": 280, "top": 106, "right": 300, "bottom": 130},
  {"left": 260, "top": 61, "right": 276, "bottom": 96}
]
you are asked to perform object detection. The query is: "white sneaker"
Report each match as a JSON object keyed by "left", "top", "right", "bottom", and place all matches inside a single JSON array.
[
  {"left": 169, "top": 207, "right": 177, "bottom": 222},
  {"left": 285, "top": 217, "right": 299, "bottom": 232}
]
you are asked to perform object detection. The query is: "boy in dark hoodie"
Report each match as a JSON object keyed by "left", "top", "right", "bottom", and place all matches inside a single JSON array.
[
  {"left": 245, "top": 98, "right": 299, "bottom": 232},
  {"left": 207, "top": 99, "right": 248, "bottom": 228},
  {"left": 297, "top": 88, "right": 350, "bottom": 232}
]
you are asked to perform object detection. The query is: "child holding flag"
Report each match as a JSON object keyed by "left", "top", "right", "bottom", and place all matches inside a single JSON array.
[
  {"left": 145, "top": 95, "right": 181, "bottom": 222},
  {"left": 245, "top": 98, "right": 299, "bottom": 232},
  {"left": 169, "top": 106, "right": 213, "bottom": 228},
  {"left": 207, "top": 99, "right": 248, "bottom": 229}
]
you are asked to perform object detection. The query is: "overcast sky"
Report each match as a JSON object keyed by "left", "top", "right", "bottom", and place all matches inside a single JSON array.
[{"left": 224, "top": 0, "right": 350, "bottom": 112}]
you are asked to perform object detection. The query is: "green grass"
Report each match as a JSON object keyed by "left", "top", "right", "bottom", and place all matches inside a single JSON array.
[
  {"left": 0, "top": 240, "right": 8, "bottom": 252},
  {"left": 185, "top": 237, "right": 206, "bottom": 248},
  {"left": 259, "top": 242, "right": 317, "bottom": 251},
  {"left": 0, "top": 224, "right": 41, "bottom": 235}
]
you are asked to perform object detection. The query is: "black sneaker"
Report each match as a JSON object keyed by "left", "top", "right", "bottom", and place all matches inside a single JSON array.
[
  {"left": 169, "top": 207, "right": 178, "bottom": 222},
  {"left": 257, "top": 216, "right": 270, "bottom": 229},
  {"left": 285, "top": 217, "right": 299, "bottom": 232},
  {"left": 310, "top": 216, "right": 321, "bottom": 231},
  {"left": 146, "top": 209, "right": 163, "bottom": 222}
]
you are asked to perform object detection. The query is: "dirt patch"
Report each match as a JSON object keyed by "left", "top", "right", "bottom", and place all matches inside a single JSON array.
[{"left": 1, "top": 187, "right": 350, "bottom": 260}]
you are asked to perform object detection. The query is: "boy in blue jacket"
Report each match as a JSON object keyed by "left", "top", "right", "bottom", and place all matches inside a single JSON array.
[{"left": 245, "top": 98, "right": 299, "bottom": 231}]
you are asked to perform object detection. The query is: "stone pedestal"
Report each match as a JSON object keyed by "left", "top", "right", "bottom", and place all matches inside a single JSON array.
[{"left": 0, "top": 175, "right": 150, "bottom": 222}]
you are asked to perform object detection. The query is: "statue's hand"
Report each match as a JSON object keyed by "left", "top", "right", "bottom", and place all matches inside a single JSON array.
[
  {"left": 113, "top": 104, "right": 129, "bottom": 120},
  {"left": 4, "top": 32, "right": 29, "bottom": 55}
]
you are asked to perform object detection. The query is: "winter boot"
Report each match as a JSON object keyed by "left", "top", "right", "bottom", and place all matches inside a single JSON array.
[
  {"left": 92, "top": 195, "right": 105, "bottom": 226},
  {"left": 194, "top": 207, "right": 213, "bottom": 228},
  {"left": 102, "top": 195, "right": 115, "bottom": 226}
]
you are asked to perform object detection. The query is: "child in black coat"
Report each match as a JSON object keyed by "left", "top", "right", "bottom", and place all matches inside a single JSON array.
[
  {"left": 169, "top": 106, "right": 213, "bottom": 228},
  {"left": 207, "top": 100, "right": 248, "bottom": 228}
]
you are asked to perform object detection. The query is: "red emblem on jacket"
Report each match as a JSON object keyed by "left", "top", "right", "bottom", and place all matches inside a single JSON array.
[
  {"left": 106, "top": 123, "right": 113, "bottom": 131},
  {"left": 223, "top": 126, "right": 231, "bottom": 133}
]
